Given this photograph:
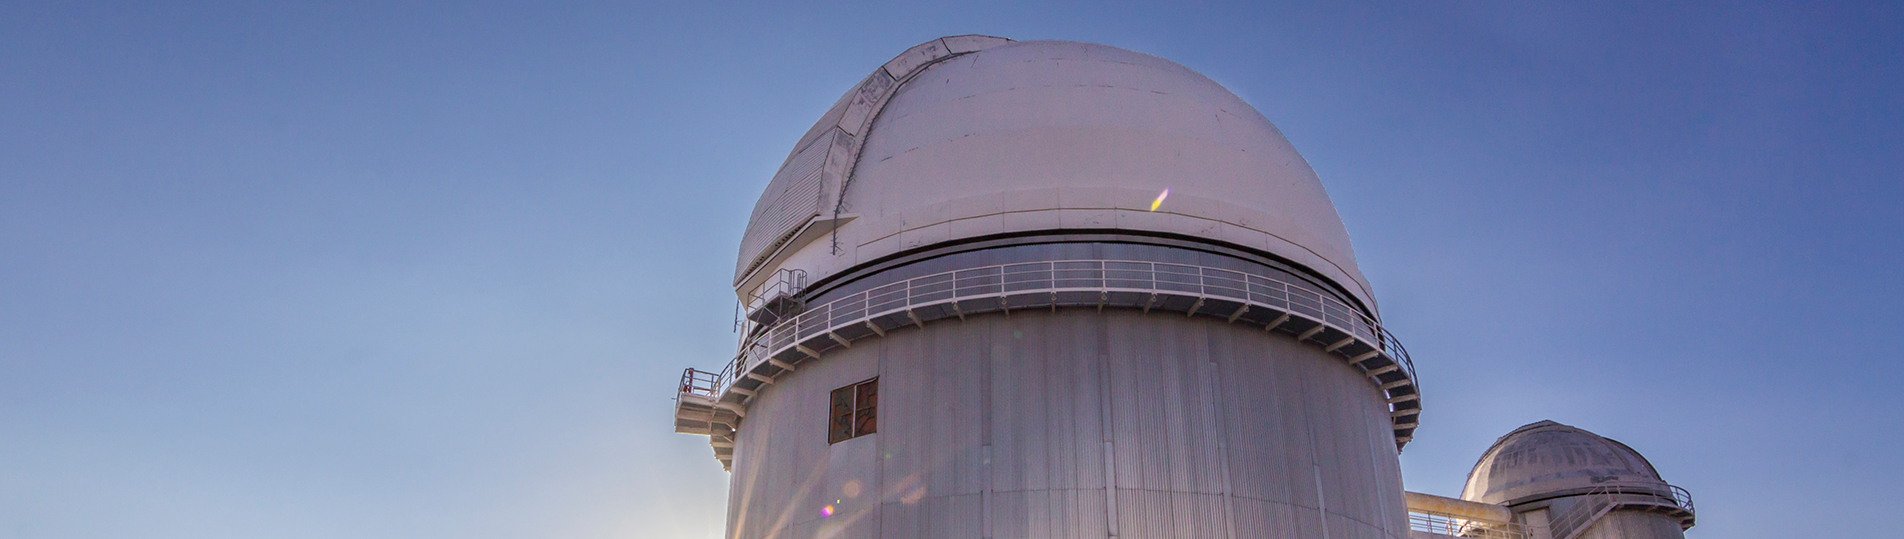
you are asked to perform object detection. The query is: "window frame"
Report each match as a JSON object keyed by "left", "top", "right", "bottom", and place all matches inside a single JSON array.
[{"left": 827, "top": 378, "right": 878, "bottom": 444}]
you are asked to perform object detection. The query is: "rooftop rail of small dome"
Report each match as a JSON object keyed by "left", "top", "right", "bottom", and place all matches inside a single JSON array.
[
  {"left": 678, "top": 258, "right": 1421, "bottom": 459},
  {"left": 1548, "top": 481, "right": 1696, "bottom": 539}
]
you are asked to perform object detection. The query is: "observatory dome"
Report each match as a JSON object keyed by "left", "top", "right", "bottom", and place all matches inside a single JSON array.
[
  {"left": 736, "top": 37, "right": 1376, "bottom": 312},
  {"left": 682, "top": 37, "right": 1425, "bottom": 538},
  {"left": 1461, "top": 420, "right": 1669, "bottom": 506}
]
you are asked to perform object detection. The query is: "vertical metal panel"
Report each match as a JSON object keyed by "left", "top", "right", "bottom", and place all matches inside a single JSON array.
[
  {"left": 926, "top": 494, "right": 983, "bottom": 538},
  {"left": 734, "top": 131, "right": 831, "bottom": 279},
  {"left": 876, "top": 498, "right": 919, "bottom": 538},
  {"left": 726, "top": 310, "right": 1404, "bottom": 539},
  {"left": 1575, "top": 511, "right": 1687, "bottom": 539}
]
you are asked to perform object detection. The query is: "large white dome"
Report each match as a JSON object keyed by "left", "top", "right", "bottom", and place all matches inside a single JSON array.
[{"left": 736, "top": 36, "right": 1375, "bottom": 312}]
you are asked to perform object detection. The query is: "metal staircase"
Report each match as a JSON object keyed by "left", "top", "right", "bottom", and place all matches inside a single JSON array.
[{"left": 1546, "top": 482, "right": 1696, "bottom": 539}]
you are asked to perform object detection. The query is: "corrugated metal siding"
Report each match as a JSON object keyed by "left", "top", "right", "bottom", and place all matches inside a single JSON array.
[
  {"left": 726, "top": 310, "right": 1405, "bottom": 539},
  {"left": 1576, "top": 511, "right": 1687, "bottom": 539},
  {"left": 734, "top": 129, "right": 835, "bottom": 281}
]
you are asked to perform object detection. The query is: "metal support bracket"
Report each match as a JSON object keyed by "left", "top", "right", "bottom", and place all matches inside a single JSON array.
[
  {"left": 1226, "top": 304, "right": 1249, "bottom": 323},
  {"left": 1265, "top": 312, "right": 1291, "bottom": 332},
  {"left": 769, "top": 357, "right": 800, "bottom": 371},
  {"left": 793, "top": 346, "right": 820, "bottom": 361},
  {"left": 1297, "top": 324, "right": 1327, "bottom": 342},
  {"left": 1348, "top": 350, "right": 1382, "bottom": 367}
]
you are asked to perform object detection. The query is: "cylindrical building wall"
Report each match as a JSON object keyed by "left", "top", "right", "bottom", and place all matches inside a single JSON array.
[
  {"left": 1573, "top": 511, "right": 1687, "bottom": 539},
  {"left": 678, "top": 35, "right": 1422, "bottom": 539},
  {"left": 725, "top": 307, "right": 1405, "bottom": 539},
  {"left": 1461, "top": 421, "right": 1695, "bottom": 539}
]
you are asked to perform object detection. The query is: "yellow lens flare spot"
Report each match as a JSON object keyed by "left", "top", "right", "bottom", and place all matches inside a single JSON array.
[
  {"left": 822, "top": 505, "right": 835, "bottom": 517},
  {"left": 1150, "top": 188, "right": 1170, "bottom": 212}
]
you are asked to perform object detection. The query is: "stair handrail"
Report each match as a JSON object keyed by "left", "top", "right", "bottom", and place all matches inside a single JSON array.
[
  {"left": 1547, "top": 481, "right": 1694, "bottom": 539},
  {"left": 1547, "top": 487, "right": 1614, "bottom": 539}
]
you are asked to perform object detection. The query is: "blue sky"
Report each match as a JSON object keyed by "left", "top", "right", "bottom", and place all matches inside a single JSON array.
[{"left": 2, "top": 2, "right": 1898, "bottom": 538}]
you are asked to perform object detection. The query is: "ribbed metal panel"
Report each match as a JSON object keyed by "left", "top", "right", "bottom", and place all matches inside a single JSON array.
[
  {"left": 733, "top": 130, "right": 833, "bottom": 281},
  {"left": 989, "top": 489, "right": 1110, "bottom": 539},
  {"left": 725, "top": 309, "right": 1405, "bottom": 539},
  {"left": 1575, "top": 511, "right": 1686, "bottom": 539}
]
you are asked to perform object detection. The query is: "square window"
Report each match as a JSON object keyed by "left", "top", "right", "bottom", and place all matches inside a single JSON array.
[
  {"left": 828, "top": 378, "right": 878, "bottom": 444},
  {"left": 828, "top": 386, "right": 855, "bottom": 444}
]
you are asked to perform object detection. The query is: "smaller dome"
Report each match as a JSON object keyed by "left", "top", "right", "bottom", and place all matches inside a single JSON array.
[{"left": 1461, "top": 420, "right": 1666, "bottom": 506}]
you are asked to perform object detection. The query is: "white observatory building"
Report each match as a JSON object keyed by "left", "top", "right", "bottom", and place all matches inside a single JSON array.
[
  {"left": 672, "top": 36, "right": 1695, "bottom": 539},
  {"left": 1451, "top": 421, "right": 1697, "bottom": 539}
]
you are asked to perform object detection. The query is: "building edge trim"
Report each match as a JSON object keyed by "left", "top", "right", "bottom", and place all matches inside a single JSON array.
[{"left": 734, "top": 35, "right": 1016, "bottom": 289}]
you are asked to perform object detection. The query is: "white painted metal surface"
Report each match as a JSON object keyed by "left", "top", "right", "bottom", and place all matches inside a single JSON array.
[
  {"left": 1405, "top": 491, "right": 1516, "bottom": 525},
  {"left": 735, "top": 38, "right": 1377, "bottom": 312},
  {"left": 726, "top": 310, "right": 1408, "bottom": 539},
  {"left": 687, "top": 258, "right": 1421, "bottom": 459},
  {"left": 1461, "top": 422, "right": 1694, "bottom": 539},
  {"left": 1544, "top": 482, "right": 1693, "bottom": 539},
  {"left": 1568, "top": 511, "right": 1689, "bottom": 539},
  {"left": 692, "top": 35, "right": 1427, "bottom": 539},
  {"left": 735, "top": 35, "right": 1013, "bottom": 291},
  {"left": 1461, "top": 421, "right": 1677, "bottom": 506}
]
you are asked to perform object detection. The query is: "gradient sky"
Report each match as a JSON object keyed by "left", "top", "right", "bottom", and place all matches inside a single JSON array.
[{"left": 2, "top": 2, "right": 1899, "bottom": 538}]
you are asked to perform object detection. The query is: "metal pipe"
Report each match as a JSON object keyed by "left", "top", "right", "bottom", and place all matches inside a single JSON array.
[{"left": 1406, "top": 491, "right": 1515, "bottom": 524}]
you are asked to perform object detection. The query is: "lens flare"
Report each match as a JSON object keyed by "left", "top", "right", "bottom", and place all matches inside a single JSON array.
[
  {"left": 822, "top": 505, "right": 834, "bottom": 517},
  {"left": 1150, "top": 188, "right": 1170, "bottom": 211}
]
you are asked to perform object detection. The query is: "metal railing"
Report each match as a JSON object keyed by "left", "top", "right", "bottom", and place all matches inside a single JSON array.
[
  {"left": 1408, "top": 509, "right": 1525, "bottom": 539},
  {"left": 1548, "top": 482, "right": 1694, "bottom": 539},
  {"left": 735, "top": 268, "right": 808, "bottom": 336},
  {"left": 1655, "top": 483, "right": 1695, "bottom": 513},
  {"left": 678, "top": 368, "right": 721, "bottom": 400},
  {"left": 704, "top": 259, "right": 1415, "bottom": 404}
]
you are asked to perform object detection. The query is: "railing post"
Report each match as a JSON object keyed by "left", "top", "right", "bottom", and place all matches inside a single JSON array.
[{"left": 718, "top": 258, "right": 1417, "bottom": 424}]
